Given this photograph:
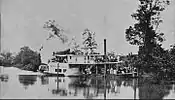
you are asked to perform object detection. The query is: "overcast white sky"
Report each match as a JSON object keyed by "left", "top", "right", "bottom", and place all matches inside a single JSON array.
[{"left": 1, "top": 0, "right": 175, "bottom": 62}]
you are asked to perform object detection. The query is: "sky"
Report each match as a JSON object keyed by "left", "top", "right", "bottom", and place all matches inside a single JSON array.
[{"left": 1, "top": 0, "right": 175, "bottom": 62}]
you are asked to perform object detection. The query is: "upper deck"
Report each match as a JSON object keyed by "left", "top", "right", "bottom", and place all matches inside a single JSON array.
[{"left": 51, "top": 54, "right": 122, "bottom": 65}]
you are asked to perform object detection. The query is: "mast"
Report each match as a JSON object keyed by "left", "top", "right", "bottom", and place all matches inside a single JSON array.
[
  {"left": 103, "top": 16, "right": 107, "bottom": 100},
  {"left": 104, "top": 39, "right": 107, "bottom": 100}
]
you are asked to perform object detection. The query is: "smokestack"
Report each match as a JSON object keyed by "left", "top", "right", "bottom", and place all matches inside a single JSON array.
[
  {"left": 104, "top": 39, "right": 106, "bottom": 56},
  {"left": 103, "top": 38, "right": 107, "bottom": 99}
]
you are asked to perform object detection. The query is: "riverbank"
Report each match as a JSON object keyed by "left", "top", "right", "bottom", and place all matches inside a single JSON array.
[{"left": 0, "top": 66, "right": 43, "bottom": 76}]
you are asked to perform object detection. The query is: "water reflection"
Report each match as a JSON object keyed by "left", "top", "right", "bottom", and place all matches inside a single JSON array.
[
  {"left": 0, "top": 74, "right": 9, "bottom": 82},
  {"left": 39, "top": 76, "right": 137, "bottom": 99},
  {"left": 38, "top": 76, "right": 175, "bottom": 99},
  {"left": 52, "top": 77, "right": 68, "bottom": 96},
  {"left": 138, "top": 78, "right": 173, "bottom": 99},
  {"left": 18, "top": 75, "right": 37, "bottom": 89},
  {"left": 13, "top": 74, "right": 175, "bottom": 99},
  {"left": 0, "top": 77, "right": 8, "bottom": 82},
  {"left": 40, "top": 76, "right": 49, "bottom": 85}
]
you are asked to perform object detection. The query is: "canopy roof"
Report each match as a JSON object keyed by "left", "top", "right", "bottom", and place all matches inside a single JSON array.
[
  {"left": 53, "top": 49, "right": 101, "bottom": 56},
  {"left": 53, "top": 49, "right": 75, "bottom": 55}
]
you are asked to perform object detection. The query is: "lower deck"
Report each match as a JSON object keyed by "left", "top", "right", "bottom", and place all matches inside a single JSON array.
[{"left": 42, "top": 62, "right": 138, "bottom": 77}]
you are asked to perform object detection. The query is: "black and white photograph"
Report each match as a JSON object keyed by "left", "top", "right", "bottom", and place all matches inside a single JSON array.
[{"left": 0, "top": 0, "right": 175, "bottom": 99}]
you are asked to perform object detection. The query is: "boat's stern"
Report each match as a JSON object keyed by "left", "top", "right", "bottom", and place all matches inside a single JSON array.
[{"left": 46, "top": 62, "right": 80, "bottom": 76}]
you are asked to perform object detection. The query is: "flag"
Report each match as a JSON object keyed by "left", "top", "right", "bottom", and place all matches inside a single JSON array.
[{"left": 39, "top": 45, "right": 44, "bottom": 51}]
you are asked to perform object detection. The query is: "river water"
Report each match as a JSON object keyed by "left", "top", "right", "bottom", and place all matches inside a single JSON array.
[{"left": 0, "top": 67, "right": 175, "bottom": 99}]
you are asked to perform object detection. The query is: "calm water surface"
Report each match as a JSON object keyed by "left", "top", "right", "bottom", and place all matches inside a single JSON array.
[{"left": 0, "top": 67, "right": 175, "bottom": 99}]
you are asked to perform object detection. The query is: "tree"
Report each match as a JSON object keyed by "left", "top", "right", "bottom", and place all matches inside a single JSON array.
[
  {"left": 169, "top": 44, "right": 175, "bottom": 55},
  {"left": 0, "top": 51, "right": 14, "bottom": 67},
  {"left": 68, "top": 37, "right": 82, "bottom": 55},
  {"left": 82, "top": 29, "right": 98, "bottom": 54},
  {"left": 168, "top": 45, "right": 175, "bottom": 75},
  {"left": 107, "top": 51, "right": 118, "bottom": 62},
  {"left": 14, "top": 46, "right": 41, "bottom": 71},
  {"left": 125, "top": 0, "right": 170, "bottom": 57}
]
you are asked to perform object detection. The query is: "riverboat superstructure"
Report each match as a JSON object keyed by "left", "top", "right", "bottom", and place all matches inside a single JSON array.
[{"left": 40, "top": 53, "right": 123, "bottom": 76}]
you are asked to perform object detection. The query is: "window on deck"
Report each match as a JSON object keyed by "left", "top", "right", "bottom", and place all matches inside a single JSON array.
[{"left": 63, "top": 69, "right": 67, "bottom": 72}]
